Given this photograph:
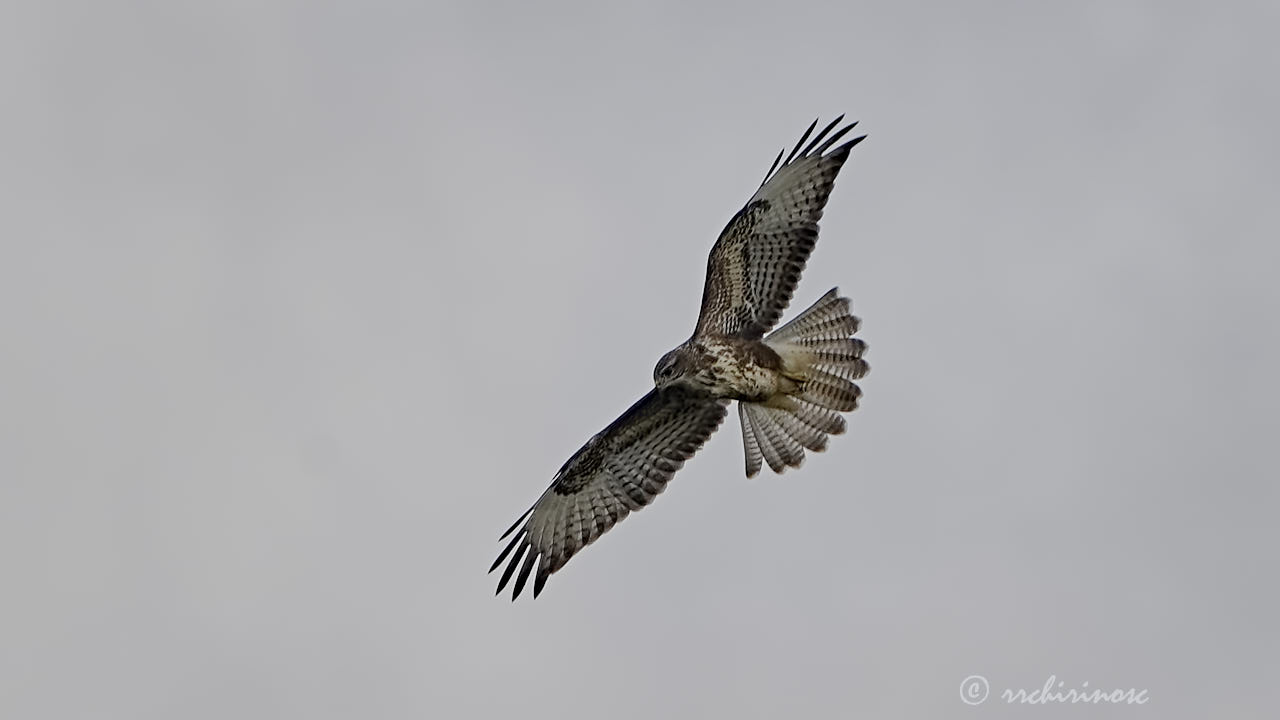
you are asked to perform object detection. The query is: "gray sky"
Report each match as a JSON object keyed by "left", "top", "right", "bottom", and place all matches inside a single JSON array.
[{"left": 2, "top": 1, "right": 1277, "bottom": 718}]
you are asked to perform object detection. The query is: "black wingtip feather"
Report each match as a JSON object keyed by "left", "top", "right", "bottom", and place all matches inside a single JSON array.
[
  {"left": 782, "top": 117, "right": 820, "bottom": 168},
  {"left": 511, "top": 550, "right": 537, "bottom": 600},
  {"left": 826, "top": 134, "right": 867, "bottom": 166},
  {"left": 496, "top": 543, "right": 527, "bottom": 594},
  {"left": 489, "top": 530, "right": 525, "bottom": 574},
  {"left": 815, "top": 124, "right": 856, "bottom": 155},
  {"left": 801, "top": 115, "right": 845, "bottom": 157}
]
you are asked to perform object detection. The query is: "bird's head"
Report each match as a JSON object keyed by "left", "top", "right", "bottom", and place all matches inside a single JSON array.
[
  {"left": 653, "top": 348, "right": 686, "bottom": 389},
  {"left": 654, "top": 344, "right": 715, "bottom": 391}
]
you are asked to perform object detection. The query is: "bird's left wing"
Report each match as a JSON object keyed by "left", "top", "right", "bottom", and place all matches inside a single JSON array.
[
  {"left": 694, "top": 117, "right": 865, "bottom": 340},
  {"left": 490, "top": 387, "right": 728, "bottom": 600}
]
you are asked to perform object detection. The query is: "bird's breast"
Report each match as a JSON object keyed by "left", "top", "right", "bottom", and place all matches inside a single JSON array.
[{"left": 696, "top": 338, "right": 785, "bottom": 401}]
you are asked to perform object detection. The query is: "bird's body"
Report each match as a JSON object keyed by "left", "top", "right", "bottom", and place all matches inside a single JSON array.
[
  {"left": 656, "top": 336, "right": 791, "bottom": 401},
  {"left": 491, "top": 117, "right": 871, "bottom": 599}
]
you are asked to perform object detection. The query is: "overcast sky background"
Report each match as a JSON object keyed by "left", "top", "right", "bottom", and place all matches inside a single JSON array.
[{"left": 2, "top": 1, "right": 1277, "bottom": 718}]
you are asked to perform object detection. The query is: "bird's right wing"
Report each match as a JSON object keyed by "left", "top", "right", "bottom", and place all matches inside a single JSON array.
[{"left": 490, "top": 387, "right": 728, "bottom": 600}]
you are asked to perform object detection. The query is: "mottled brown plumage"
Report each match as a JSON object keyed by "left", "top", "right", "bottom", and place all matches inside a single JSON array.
[
  {"left": 492, "top": 118, "right": 870, "bottom": 600},
  {"left": 696, "top": 115, "right": 862, "bottom": 340}
]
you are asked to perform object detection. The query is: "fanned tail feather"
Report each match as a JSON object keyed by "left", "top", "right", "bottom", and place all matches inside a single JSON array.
[{"left": 737, "top": 288, "right": 868, "bottom": 476}]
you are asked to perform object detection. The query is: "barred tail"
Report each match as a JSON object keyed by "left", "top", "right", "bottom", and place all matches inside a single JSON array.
[{"left": 738, "top": 288, "right": 868, "bottom": 477}]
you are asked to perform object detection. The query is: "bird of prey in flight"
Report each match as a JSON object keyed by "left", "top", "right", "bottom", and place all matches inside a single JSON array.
[{"left": 491, "top": 117, "right": 869, "bottom": 600}]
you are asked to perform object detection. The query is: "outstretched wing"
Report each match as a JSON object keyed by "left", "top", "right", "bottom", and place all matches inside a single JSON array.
[
  {"left": 695, "top": 117, "right": 865, "bottom": 339},
  {"left": 490, "top": 387, "right": 728, "bottom": 600}
]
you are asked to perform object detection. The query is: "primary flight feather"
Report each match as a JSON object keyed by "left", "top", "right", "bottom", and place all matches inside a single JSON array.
[{"left": 491, "top": 117, "right": 869, "bottom": 600}]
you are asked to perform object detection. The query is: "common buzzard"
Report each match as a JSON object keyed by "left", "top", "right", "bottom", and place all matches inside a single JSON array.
[{"left": 491, "top": 117, "right": 869, "bottom": 599}]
